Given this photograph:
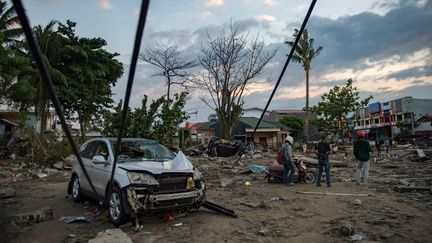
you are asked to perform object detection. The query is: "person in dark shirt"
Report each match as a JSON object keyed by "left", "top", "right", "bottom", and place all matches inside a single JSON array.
[
  {"left": 354, "top": 130, "right": 372, "bottom": 187},
  {"left": 316, "top": 135, "right": 331, "bottom": 187}
]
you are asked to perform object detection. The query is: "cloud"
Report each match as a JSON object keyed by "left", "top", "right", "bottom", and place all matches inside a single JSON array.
[
  {"left": 263, "top": 0, "right": 279, "bottom": 6},
  {"left": 98, "top": 0, "right": 112, "bottom": 10},
  {"left": 256, "top": 15, "right": 276, "bottom": 22},
  {"left": 203, "top": 0, "right": 224, "bottom": 7}
]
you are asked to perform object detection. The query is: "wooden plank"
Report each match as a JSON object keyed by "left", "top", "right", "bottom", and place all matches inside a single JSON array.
[
  {"left": 296, "top": 191, "right": 370, "bottom": 197},
  {"left": 393, "top": 186, "right": 432, "bottom": 193}
]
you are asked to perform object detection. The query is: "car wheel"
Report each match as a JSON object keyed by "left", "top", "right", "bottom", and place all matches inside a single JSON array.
[
  {"left": 108, "top": 186, "right": 129, "bottom": 226},
  {"left": 71, "top": 175, "right": 83, "bottom": 202}
]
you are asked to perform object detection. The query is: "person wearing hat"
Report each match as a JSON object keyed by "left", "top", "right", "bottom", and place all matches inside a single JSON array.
[
  {"left": 280, "top": 135, "right": 295, "bottom": 186},
  {"left": 354, "top": 130, "right": 372, "bottom": 187}
]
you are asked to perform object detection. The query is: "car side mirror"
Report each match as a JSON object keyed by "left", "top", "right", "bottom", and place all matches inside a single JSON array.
[{"left": 92, "top": 155, "right": 109, "bottom": 165}]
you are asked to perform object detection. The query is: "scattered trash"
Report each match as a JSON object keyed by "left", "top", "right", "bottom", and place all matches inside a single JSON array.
[
  {"left": 174, "top": 223, "right": 183, "bottom": 227},
  {"left": 350, "top": 233, "right": 364, "bottom": 241},
  {"left": 36, "top": 173, "right": 48, "bottom": 179},
  {"left": 220, "top": 177, "right": 234, "bottom": 188},
  {"left": 249, "top": 164, "right": 266, "bottom": 174},
  {"left": 11, "top": 207, "right": 53, "bottom": 224},
  {"left": 62, "top": 216, "right": 92, "bottom": 224},
  {"left": 88, "top": 229, "right": 133, "bottom": 243},
  {"left": 164, "top": 213, "right": 174, "bottom": 221},
  {"left": 244, "top": 181, "right": 251, "bottom": 186},
  {"left": 351, "top": 199, "right": 362, "bottom": 206},
  {"left": 297, "top": 191, "right": 370, "bottom": 197},
  {"left": 257, "top": 228, "right": 271, "bottom": 236}
]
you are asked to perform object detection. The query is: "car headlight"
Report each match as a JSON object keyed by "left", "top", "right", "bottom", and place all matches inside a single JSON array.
[
  {"left": 193, "top": 168, "right": 203, "bottom": 181},
  {"left": 127, "top": 172, "right": 159, "bottom": 185}
]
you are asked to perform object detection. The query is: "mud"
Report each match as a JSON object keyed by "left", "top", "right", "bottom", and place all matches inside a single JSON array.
[{"left": 1, "top": 148, "right": 431, "bottom": 243}]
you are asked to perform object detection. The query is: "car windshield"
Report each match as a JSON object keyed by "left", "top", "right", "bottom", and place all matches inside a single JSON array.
[{"left": 111, "top": 140, "right": 176, "bottom": 163}]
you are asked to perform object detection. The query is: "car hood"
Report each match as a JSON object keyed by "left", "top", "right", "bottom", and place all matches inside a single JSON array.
[{"left": 118, "top": 151, "right": 194, "bottom": 174}]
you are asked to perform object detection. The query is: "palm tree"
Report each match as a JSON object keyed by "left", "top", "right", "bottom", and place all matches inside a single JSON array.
[
  {"left": 30, "top": 20, "right": 65, "bottom": 133},
  {"left": 0, "top": 0, "right": 22, "bottom": 44},
  {"left": 286, "top": 29, "right": 323, "bottom": 140}
]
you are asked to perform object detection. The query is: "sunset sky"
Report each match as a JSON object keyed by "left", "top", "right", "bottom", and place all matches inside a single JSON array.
[{"left": 18, "top": 0, "right": 432, "bottom": 122}]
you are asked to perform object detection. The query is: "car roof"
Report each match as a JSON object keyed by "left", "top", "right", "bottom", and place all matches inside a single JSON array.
[{"left": 102, "top": 137, "right": 157, "bottom": 143}]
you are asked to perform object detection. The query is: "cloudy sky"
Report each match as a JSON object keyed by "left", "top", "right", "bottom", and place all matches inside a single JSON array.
[{"left": 18, "top": 0, "right": 432, "bottom": 122}]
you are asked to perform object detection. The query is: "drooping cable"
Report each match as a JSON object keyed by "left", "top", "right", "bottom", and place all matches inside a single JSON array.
[
  {"left": 231, "top": 0, "right": 318, "bottom": 169},
  {"left": 11, "top": 0, "right": 102, "bottom": 201},
  {"left": 109, "top": 0, "right": 151, "bottom": 188}
]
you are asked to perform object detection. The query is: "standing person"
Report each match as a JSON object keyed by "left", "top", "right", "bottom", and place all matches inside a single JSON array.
[
  {"left": 281, "top": 136, "right": 295, "bottom": 186},
  {"left": 384, "top": 137, "right": 390, "bottom": 154},
  {"left": 354, "top": 130, "right": 372, "bottom": 187},
  {"left": 375, "top": 137, "right": 381, "bottom": 158},
  {"left": 316, "top": 135, "right": 331, "bottom": 187}
]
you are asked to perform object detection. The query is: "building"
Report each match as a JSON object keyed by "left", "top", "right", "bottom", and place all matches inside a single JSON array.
[
  {"left": 0, "top": 110, "right": 58, "bottom": 135},
  {"left": 189, "top": 122, "right": 209, "bottom": 143},
  {"left": 241, "top": 107, "right": 270, "bottom": 118},
  {"left": 198, "top": 117, "right": 290, "bottom": 148},
  {"left": 353, "top": 97, "right": 432, "bottom": 138},
  {"left": 0, "top": 119, "right": 19, "bottom": 140},
  {"left": 415, "top": 115, "right": 432, "bottom": 136}
]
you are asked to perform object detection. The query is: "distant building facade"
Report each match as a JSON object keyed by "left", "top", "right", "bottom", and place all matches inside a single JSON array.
[
  {"left": 353, "top": 97, "right": 432, "bottom": 138},
  {"left": 268, "top": 109, "right": 318, "bottom": 138}
]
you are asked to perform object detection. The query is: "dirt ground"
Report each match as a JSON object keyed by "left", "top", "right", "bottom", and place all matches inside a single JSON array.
[{"left": 1, "top": 148, "right": 432, "bottom": 243}]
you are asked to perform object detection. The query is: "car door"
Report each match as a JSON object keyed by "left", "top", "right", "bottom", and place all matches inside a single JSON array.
[
  {"left": 78, "top": 140, "right": 99, "bottom": 194},
  {"left": 87, "top": 140, "right": 113, "bottom": 198}
]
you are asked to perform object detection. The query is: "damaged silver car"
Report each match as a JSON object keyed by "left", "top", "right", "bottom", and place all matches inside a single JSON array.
[{"left": 67, "top": 138, "right": 206, "bottom": 226}]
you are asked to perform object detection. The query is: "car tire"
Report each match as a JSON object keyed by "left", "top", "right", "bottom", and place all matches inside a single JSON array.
[
  {"left": 71, "top": 175, "right": 83, "bottom": 202},
  {"left": 107, "top": 186, "right": 130, "bottom": 226}
]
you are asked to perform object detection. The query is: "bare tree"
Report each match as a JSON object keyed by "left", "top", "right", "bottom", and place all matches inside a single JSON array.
[
  {"left": 194, "top": 26, "right": 277, "bottom": 139},
  {"left": 140, "top": 43, "right": 196, "bottom": 102}
]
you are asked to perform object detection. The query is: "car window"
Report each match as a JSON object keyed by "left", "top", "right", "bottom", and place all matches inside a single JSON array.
[
  {"left": 80, "top": 141, "right": 99, "bottom": 159},
  {"left": 110, "top": 140, "right": 176, "bottom": 163},
  {"left": 96, "top": 141, "right": 110, "bottom": 161}
]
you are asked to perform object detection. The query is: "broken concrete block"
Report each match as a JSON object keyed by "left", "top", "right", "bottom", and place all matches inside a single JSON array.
[
  {"left": 88, "top": 229, "right": 133, "bottom": 243},
  {"left": 11, "top": 207, "right": 53, "bottom": 224},
  {"left": 0, "top": 187, "right": 16, "bottom": 199}
]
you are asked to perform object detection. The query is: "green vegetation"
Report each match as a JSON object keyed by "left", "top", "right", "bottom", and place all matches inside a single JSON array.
[
  {"left": 279, "top": 116, "right": 304, "bottom": 138},
  {"left": 310, "top": 78, "right": 372, "bottom": 133}
]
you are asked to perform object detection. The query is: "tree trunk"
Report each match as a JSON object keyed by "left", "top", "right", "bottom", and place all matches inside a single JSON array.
[
  {"left": 304, "top": 69, "right": 309, "bottom": 141},
  {"left": 78, "top": 112, "right": 86, "bottom": 138}
]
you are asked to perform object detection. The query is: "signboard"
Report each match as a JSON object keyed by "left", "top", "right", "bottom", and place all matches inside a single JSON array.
[{"left": 368, "top": 102, "right": 381, "bottom": 114}]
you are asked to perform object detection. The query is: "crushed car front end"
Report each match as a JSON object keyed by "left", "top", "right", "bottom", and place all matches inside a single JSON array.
[{"left": 122, "top": 169, "right": 206, "bottom": 215}]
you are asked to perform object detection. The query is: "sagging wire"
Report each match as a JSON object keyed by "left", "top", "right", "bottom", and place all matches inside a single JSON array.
[
  {"left": 11, "top": 0, "right": 102, "bottom": 202},
  {"left": 109, "top": 0, "right": 151, "bottom": 189},
  {"left": 231, "top": 0, "right": 318, "bottom": 169}
]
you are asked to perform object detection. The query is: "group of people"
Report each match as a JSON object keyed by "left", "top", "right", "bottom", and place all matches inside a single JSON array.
[{"left": 279, "top": 130, "right": 374, "bottom": 187}]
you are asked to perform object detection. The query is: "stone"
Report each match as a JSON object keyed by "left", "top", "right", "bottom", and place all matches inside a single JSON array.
[
  {"left": 351, "top": 199, "right": 362, "bottom": 206},
  {"left": 339, "top": 223, "right": 355, "bottom": 236},
  {"left": 88, "top": 229, "right": 133, "bottom": 243},
  {"left": 0, "top": 187, "right": 16, "bottom": 199}
]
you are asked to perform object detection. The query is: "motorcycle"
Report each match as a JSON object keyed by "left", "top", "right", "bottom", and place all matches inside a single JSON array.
[{"left": 265, "top": 159, "right": 316, "bottom": 184}]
